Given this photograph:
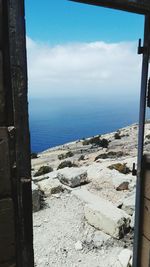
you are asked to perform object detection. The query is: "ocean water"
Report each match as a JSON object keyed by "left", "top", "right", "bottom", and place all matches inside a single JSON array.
[{"left": 29, "top": 96, "right": 140, "bottom": 153}]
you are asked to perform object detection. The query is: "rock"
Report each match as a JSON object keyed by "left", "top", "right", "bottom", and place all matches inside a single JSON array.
[
  {"left": 38, "top": 178, "right": 64, "bottom": 197},
  {"left": 85, "top": 202, "right": 130, "bottom": 239},
  {"left": 87, "top": 163, "right": 104, "bottom": 180},
  {"left": 32, "top": 182, "right": 40, "bottom": 212},
  {"left": 75, "top": 189, "right": 131, "bottom": 239},
  {"left": 92, "top": 231, "right": 110, "bottom": 248},
  {"left": 117, "top": 181, "right": 129, "bottom": 191},
  {"left": 122, "top": 194, "right": 135, "bottom": 216},
  {"left": 112, "top": 173, "right": 132, "bottom": 191},
  {"left": 84, "top": 229, "right": 110, "bottom": 248},
  {"left": 114, "top": 249, "right": 132, "bottom": 267},
  {"left": 129, "top": 257, "right": 133, "bottom": 266},
  {"left": 57, "top": 167, "right": 88, "bottom": 188},
  {"left": 32, "top": 170, "right": 58, "bottom": 182},
  {"left": 75, "top": 241, "right": 83, "bottom": 251},
  {"left": 130, "top": 211, "right": 135, "bottom": 229},
  {"left": 128, "top": 180, "right": 136, "bottom": 191}
]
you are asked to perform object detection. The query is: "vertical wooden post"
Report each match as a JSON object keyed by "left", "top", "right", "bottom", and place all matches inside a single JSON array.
[
  {"left": 6, "top": 1, "right": 34, "bottom": 265},
  {"left": 0, "top": 0, "right": 16, "bottom": 266},
  {"left": 139, "top": 155, "right": 150, "bottom": 267},
  {"left": 0, "top": 0, "right": 34, "bottom": 266}
]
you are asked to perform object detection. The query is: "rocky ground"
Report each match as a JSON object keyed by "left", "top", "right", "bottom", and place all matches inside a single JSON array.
[{"left": 32, "top": 122, "right": 150, "bottom": 267}]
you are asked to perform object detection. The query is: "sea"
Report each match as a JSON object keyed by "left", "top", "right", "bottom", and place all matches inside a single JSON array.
[{"left": 29, "top": 96, "right": 145, "bottom": 153}]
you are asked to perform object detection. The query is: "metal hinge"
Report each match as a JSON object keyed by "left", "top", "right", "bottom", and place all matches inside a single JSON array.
[
  {"left": 132, "top": 163, "right": 137, "bottom": 176},
  {"left": 138, "top": 39, "right": 149, "bottom": 55}
]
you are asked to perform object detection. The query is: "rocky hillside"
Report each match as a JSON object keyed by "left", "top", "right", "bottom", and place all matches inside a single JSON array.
[{"left": 32, "top": 122, "right": 150, "bottom": 267}]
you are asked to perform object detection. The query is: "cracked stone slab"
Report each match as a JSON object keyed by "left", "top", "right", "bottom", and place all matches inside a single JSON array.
[{"left": 57, "top": 167, "right": 88, "bottom": 188}]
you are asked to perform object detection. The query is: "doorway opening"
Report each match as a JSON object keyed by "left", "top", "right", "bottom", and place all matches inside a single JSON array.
[{"left": 25, "top": 1, "right": 149, "bottom": 267}]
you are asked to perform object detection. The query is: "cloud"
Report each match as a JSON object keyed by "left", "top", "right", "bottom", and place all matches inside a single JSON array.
[{"left": 26, "top": 37, "right": 142, "bottom": 98}]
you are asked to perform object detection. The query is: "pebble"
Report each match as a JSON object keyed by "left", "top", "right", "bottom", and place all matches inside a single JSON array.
[{"left": 75, "top": 241, "right": 83, "bottom": 251}]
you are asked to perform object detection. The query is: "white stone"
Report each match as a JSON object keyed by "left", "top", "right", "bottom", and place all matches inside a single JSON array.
[
  {"left": 92, "top": 231, "right": 110, "bottom": 248},
  {"left": 85, "top": 202, "right": 130, "bottom": 239},
  {"left": 57, "top": 167, "right": 88, "bottom": 188},
  {"left": 74, "top": 188, "right": 130, "bottom": 239},
  {"left": 38, "top": 178, "right": 63, "bottom": 197},
  {"left": 118, "top": 249, "right": 132, "bottom": 267},
  {"left": 75, "top": 241, "right": 83, "bottom": 251},
  {"left": 129, "top": 257, "right": 133, "bottom": 266},
  {"left": 122, "top": 193, "right": 135, "bottom": 215},
  {"left": 130, "top": 211, "right": 135, "bottom": 229},
  {"left": 32, "top": 182, "right": 40, "bottom": 212},
  {"left": 84, "top": 230, "right": 110, "bottom": 248}
]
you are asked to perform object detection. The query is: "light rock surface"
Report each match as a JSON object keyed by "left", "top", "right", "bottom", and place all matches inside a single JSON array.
[
  {"left": 86, "top": 230, "right": 111, "bottom": 248},
  {"left": 112, "top": 173, "right": 132, "bottom": 191},
  {"left": 74, "top": 188, "right": 131, "bottom": 239},
  {"left": 130, "top": 211, "right": 135, "bottom": 229},
  {"left": 32, "top": 182, "right": 40, "bottom": 212},
  {"left": 57, "top": 167, "right": 88, "bottom": 188},
  {"left": 84, "top": 202, "right": 130, "bottom": 239},
  {"left": 122, "top": 193, "right": 135, "bottom": 215},
  {"left": 114, "top": 249, "right": 132, "bottom": 267},
  {"left": 75, "top": 241, "right": 83, "bottom": 251},
  {"left": 38, "top": 178, "right": 64, "bottom": 197},
  {"left": 31, "top": 122, "right": 147, "bottom": 266}
]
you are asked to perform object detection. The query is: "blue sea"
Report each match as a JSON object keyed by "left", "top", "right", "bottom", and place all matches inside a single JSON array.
[{"left": 29, "top": 96, "right": 141, "bottom": 153}]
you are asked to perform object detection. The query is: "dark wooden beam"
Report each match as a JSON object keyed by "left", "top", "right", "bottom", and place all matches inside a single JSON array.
[
  {"left": 70, "top": 0, "right": 150, "bottom": 14},
  {"left": 6, "top": 0, "right": 34, "bottom": 266}
]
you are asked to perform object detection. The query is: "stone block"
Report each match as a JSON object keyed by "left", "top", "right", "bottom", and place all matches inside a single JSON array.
[
  {"left": 38, "top": 178, "right": 64, "bottom": 197},
  {"left": 84, "top": 198, "right": 130, "bottom": 239},
  {"left": 57, "top": 167, "right": 88, "bottom": 188}
]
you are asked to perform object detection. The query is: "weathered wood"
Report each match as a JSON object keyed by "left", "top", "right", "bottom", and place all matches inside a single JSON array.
[
  {"left": 140, "top": 235, "right": 150, "bottom": 267},
  {"left": 0, "top": 127, "right": 11, "bottom": 196},
  {"left": 137, "top": 154, "right": 150, "bottom": 267},
  {"left": 144, "top": 168, "right": 150, "bottom": 199},
  {"left": 0, "top": 198, "right": 16, "bottom": 264},
  {"left": 0, "top": 51, "right": 5, "bottom": 125},
  {"left": 142, "top": 197, "right": 150, "bottom": 240},
  {"left": 142, "top": 155, "right": 150, "bottom": 242},
  {"left": 6, "top": 0, "right": 34, "bottom": 266},
  {"left": 0, "top": 262, "right": 16, "bottom": 267},
  {"left": 0, "top": 0, "right": 2, "bottom": 48}
]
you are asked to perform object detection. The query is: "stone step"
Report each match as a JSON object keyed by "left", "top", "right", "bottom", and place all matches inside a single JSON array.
[{"left": 73, "top": 188, "right": 131, "bottom": 239}]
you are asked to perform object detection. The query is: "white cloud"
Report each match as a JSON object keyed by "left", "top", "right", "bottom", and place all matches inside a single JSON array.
[{"left": 26, "top": 37, "right": 142, "bottom": 98}]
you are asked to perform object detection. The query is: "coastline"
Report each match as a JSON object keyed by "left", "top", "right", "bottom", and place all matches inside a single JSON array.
[{"left": 31, "top": 121, "right": 150, "bottom": 267}]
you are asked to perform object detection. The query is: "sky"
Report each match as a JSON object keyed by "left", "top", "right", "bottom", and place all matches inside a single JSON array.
[{"left": 25, "top": 0, "right": 145, "bottom": 99}]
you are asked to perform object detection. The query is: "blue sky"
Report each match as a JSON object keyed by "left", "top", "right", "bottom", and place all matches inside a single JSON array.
[
  {"left": 25, "top": 0, "right": 144, "bottom": 44},
  {"left": 25, "top": 0, "right": 145, "bottom": 98}
]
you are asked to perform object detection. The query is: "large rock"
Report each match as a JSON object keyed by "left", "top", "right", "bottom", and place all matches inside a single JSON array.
[
  {"left": 122, "top": 193, "right": 135, "bottom": 216},
  {"left": 57, "top": 167, "right": 88, "bottom": 188},
  {"left": 73, "top": 188, "right": 130, "bottom": 239},
  {"left": 114, "top": 249, "right": 132, "bottom": 267},
  {"left": 38, "top": 178, "right": 64, "bottom": 197},
  {"left": 32, "top": 182, "right": 40, "bottom": 212},
  {"left": 85, "top": 202, "right": 130, "bottom": 239}
]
